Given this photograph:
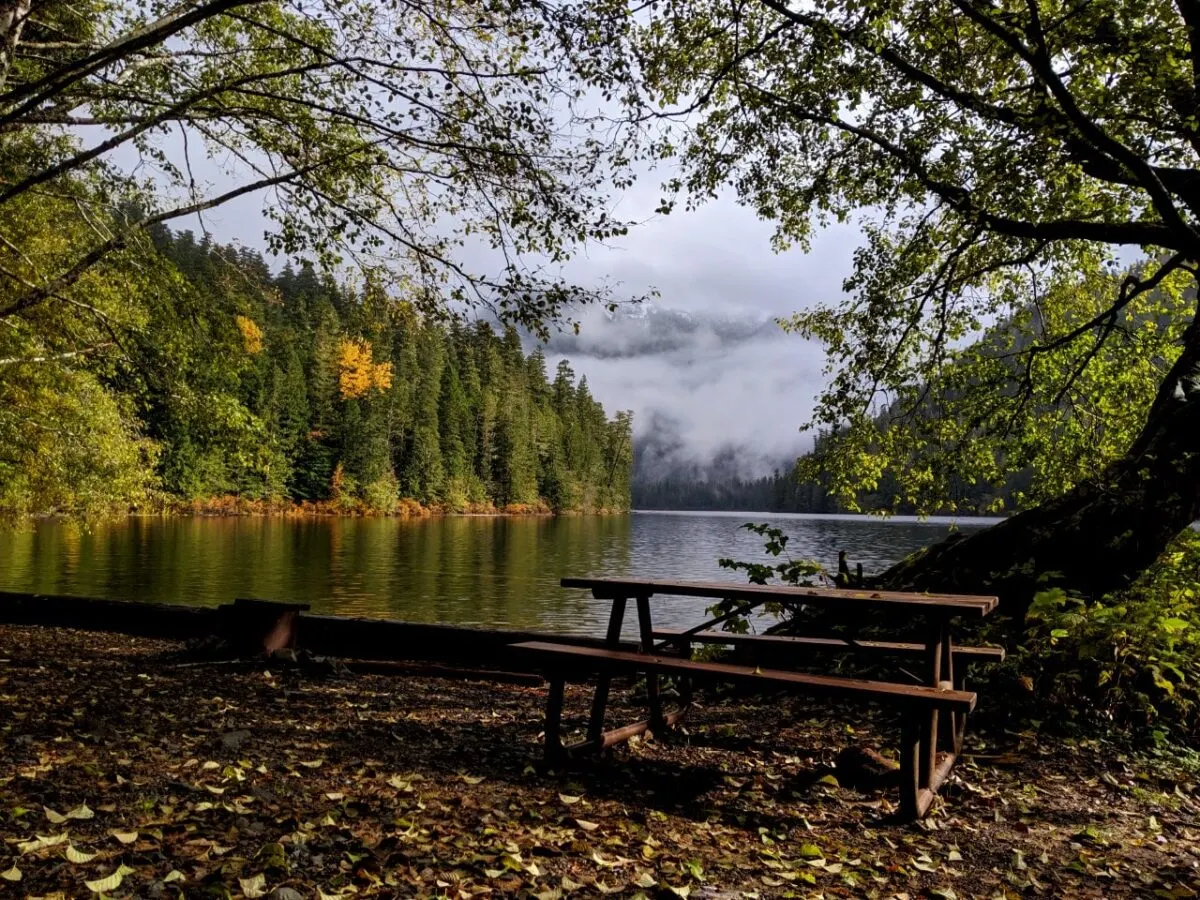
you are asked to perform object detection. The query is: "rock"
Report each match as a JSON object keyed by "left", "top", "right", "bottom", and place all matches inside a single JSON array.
[
  {"left": 835, "top": 744, "right": 900, "bottom": 788},
  {"left": 220, "top": 729, "right": 252, "bottom": 750},
  {"left": 268, "top": 889, "right": 304, "bottom": 900}
]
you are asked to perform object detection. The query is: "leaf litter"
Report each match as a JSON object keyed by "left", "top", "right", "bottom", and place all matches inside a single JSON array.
[{"left": 0, "top": 624, "right": 1198, "bottom": 898}]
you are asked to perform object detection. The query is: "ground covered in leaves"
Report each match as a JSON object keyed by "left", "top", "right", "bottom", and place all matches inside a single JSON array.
[{"left": 1, "top": 626, "right": 1199, "bottom": 899}]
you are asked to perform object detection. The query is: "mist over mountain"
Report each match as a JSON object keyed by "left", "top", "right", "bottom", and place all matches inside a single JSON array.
[
  {"left": 542, "top": 301, "right": 823, "bottom": 481},
  {"left": 544, "top": 301, "right": 783, "bottom": 360},
  {"left": 631, "top": 409, "right": 799, "bottom": 484}
]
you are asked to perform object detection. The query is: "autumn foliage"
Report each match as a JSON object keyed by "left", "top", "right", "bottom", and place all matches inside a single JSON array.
[
  {"left": 234, "top": 316, "right": 264, "bottom": 355},
  {"left": 337, "top": 339, "right": 393, "bottom": 399}
]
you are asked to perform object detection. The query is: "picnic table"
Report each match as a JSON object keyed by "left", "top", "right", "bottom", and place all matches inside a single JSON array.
[{"left": 511, "top": 577, "right": 1001, "bottom": 819}]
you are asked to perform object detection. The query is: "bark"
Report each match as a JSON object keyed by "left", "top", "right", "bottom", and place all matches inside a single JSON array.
[
  {"left": 876, "top": 301, "right": 1200, "bottom": 619},
  {"left": 0, "top": 0, "right": 31, "bottom": 91}
]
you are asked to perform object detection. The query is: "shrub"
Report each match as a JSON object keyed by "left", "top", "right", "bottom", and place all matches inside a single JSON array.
[{"left": 1010, "top": 531, "right": 1200, "bottom": 742}]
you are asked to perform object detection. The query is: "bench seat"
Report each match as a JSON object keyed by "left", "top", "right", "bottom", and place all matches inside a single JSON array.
[
  {"left": 652, "top": 628, "right": 1005, "bottom": 664},
  {"left": 511, "top": 640, "right": 976, "bottom": 712}
]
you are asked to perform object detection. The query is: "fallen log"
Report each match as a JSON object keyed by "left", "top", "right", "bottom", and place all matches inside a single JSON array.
[{"left": 0, "top": 591, "right": 633, "bottom": 677}]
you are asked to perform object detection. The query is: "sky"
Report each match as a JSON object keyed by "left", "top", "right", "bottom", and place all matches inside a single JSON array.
[{"left": 544, "top": 192, "right": 861, "bottom": 473}]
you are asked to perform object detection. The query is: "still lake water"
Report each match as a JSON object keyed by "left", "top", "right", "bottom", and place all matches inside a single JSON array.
[{"left": 0, "top": 511, "right": 1000, "bottom": 636}]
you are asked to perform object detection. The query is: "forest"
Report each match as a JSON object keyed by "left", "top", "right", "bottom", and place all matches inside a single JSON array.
[{"left": 0, "top": 225, "right": 634, "bottom": 517}]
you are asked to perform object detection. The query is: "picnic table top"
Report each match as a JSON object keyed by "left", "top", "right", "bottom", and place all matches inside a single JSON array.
[{"left": 560, "top": 577, "right": 998, "bottom": 617}]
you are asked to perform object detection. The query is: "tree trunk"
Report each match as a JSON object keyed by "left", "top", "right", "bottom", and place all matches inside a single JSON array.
[
  {"left": 0, "top": 0, "right": 31, "bottom": 91},
  {"left": 876, "top": 307, "right": 1200, "bottom": 619}
]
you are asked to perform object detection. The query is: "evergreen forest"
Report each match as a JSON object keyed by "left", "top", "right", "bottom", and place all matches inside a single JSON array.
[{"left": 0, "top": 226, "right": 633, "bottom": 517}]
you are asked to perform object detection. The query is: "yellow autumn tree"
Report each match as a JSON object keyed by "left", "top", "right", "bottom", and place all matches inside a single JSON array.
[
  {"left": 235, "top": 316, "right": 264, "bottom": 354},
  {"left": 338, "top": 339, "right": 393, "bottom": 399}
]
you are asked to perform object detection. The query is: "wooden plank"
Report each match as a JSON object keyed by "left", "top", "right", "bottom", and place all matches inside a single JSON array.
[
  {"left": 587, "top": 596, "right": 627, "bottom": 745},
  {"left": 561, "top": 578, "right": 997, "bottom": 616},
  {"left": 512, "top": 641, "right": 976, "bottom": 712},
  {"left": 545, "top": 677, "right": 566, "bottom": 766},
  {"left": 635, "top": 594, "right": 665, "bottom": 731},
  {"left": 593, "top": 705, "right": 691, "bottom": 750},
  {"left": 899, "top": 715, "right": 921, "bottom": 820},
  {"left": 921, "top": 621, "right": 945, "bottom": 788},
  {"left": 652, "top": 629, "right": 1005, "bottom": 663}
]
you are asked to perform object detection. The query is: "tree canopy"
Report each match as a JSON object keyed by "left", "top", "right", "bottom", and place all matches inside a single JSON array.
[
  {"left": 636, "top": 0, "right": 1200, "bottom": 512},
  {"left": 0, "top": 0, "right": 641, "bottom": 332}
]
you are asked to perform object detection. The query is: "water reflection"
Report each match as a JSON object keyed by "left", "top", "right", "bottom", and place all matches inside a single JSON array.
[{"left": 0, "top": 511, "right": 999, "bottom": 635}]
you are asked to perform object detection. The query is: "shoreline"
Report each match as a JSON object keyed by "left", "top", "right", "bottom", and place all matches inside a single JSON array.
[{"left": 15, "top": 498, "right": 631, "bottom": 523}]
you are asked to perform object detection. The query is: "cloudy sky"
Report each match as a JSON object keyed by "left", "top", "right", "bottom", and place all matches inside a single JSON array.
[{"left": 545, "top": 178, "right": 863, "bottom": 473}]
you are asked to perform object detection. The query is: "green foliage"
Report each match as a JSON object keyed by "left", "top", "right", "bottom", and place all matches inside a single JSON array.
[
  {"left": 0, "top": 365, "right": 156, "bottom": 519},
  {"left": 718, "top": 523, "right": 823, "bottom": 586},
  {"left": 792, "top": 258, "right": 1196, "bottom": 514},
  {"left": 1013, "top": 532, "right": 1200, "bottom": 741},
  {"left": 714, "top": 523, "right": 823, "bottom": 633}
]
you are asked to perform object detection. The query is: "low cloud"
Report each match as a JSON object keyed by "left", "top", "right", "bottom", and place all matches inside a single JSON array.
[{"left": 545, "top": 302, "right": 827, "bottom": 476}]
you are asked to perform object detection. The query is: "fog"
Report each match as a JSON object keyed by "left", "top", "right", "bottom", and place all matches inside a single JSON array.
[{"left": 540, "top": 194, "right": 862, "bottom": 478}]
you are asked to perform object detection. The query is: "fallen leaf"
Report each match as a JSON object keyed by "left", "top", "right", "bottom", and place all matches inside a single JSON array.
[
  {"left": 19, "top": 832, "right": 69, "bottom": 853},
  {"left": 559, "top": 794, "right": 582, "bottom": 805},
  {"left": 460, "top": 774, "right": 485, "bottom": 785},
  {"left": 111, "top": 830, "right": 138, "bottom": 845},
  {"left": 239, "top": 873, "right": 268, "bottom": 898},
  {"left": 65, "top": 804, "right": 94, "bottom": 820},
  {"left": 66, "top": 844, "right": 97, "bottom": 863},
  {"left": 1, "top": 865, "right": 20, "bottom": 882},
  {"left": 576, "top": 819, "right": 599, "bottom": 831},
  {"left": 43, "top": 807, "right": 67, "bottom": 824},
  {"left": 84, "top": 869, "right": 124, "bottom": 893}
]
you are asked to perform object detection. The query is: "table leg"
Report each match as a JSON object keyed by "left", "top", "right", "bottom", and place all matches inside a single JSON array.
[
  {"left": 920, "top": 618, "right": 946, "bottom": 789},
  {"left": 938, "top": 627, "right": 957, "bottom": 753},
  {"left": 636, "top": 594, "right": 665, "bottom": 732},
  {"left": 587, "top": 595, "right": 627, "bottom": 746}
]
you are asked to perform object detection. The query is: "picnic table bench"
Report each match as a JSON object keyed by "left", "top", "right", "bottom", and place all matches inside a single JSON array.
[{"left": 511, "top": 577, "right": 1001, "bottom": 819}]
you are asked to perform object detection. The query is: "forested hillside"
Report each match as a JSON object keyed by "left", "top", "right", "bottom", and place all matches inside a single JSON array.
[
  {"left": 632, "top": 428, "right": 1027, "bottom": 515},
  {"left": 0, "top": 227, "right": 633, "bottom": 517}
]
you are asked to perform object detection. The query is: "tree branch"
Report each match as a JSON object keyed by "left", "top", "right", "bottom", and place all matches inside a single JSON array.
[{"left": 0, "top": 0, "right": 265, "bottom": 130}]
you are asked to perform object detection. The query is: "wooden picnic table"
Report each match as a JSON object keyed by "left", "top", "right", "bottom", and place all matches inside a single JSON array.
[{"left": 513, "top": 576, "right": 1000, "bottom": 819}]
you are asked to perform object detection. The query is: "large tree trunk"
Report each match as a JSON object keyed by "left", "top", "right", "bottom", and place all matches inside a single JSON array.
[{"left": 876, "top": 309, "right": 1200, "bottom": 619}]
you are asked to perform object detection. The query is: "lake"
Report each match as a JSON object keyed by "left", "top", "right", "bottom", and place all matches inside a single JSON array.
[{"left": 0, "top": 511, "right": 1001, "bottom": 636}]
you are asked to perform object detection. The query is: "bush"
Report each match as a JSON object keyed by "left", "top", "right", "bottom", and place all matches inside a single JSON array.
[
  {"left": 361, "top": 472, "right": 399, "bottom": 513},
  {"left": 1010, "top": 531, "right": 1200, "bottom": 742}
]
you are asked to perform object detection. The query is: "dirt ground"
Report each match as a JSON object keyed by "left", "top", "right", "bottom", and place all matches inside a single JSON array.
[{"left": 0, "top": 625, "right": 1197, "bottom": 899}]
